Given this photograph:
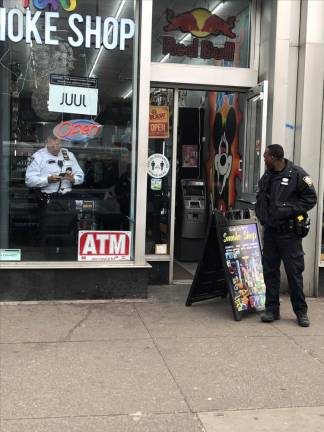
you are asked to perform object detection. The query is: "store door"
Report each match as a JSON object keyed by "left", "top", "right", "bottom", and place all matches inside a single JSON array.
[
  {"left": 145, "top": 84, "right": 268, "bottom": 284},
  {"left": 171, "top": 84, "right": 268, "bottom": 283}
]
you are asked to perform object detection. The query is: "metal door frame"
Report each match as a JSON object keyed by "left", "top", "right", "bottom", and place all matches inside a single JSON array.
[
  {"left": 241, "top": 80, "right": 268, "bottom": 195},
  {"left": 316, "top": 84, "right": 324, "bottom": 275}
]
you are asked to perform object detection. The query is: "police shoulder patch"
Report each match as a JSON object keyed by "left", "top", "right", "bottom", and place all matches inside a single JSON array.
[
  {"left": 303, "top": 176, "right": 313, "bottom": 186},
  {"left": 27, "top": 156, "right": 34, "bottom": 166}
]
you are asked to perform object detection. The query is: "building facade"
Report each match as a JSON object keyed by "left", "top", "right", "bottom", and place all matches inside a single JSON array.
[{"left": 0, "top": 0, "right": 323, "bottom": 299}]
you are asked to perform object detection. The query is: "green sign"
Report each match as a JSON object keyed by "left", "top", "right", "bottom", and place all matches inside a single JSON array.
[{"left": 0, "top": 249, "right": 21, "bottom": 261}]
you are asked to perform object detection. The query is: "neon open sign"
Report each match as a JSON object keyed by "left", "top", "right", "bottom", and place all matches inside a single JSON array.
[{"left": 53, "top": 119, "right": 102, "bottom": 142}]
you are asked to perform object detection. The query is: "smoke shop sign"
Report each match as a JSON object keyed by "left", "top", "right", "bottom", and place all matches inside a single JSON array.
[
  {"left": 163, "top": 8, "right": 236, "bottom": 61},
  {"left": 0, "top": 2, "right": 135, "bottom": 50}
]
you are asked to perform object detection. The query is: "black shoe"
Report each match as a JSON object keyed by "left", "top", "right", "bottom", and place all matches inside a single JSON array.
[
  {"left": 296, "top": 313, "right": 310, "bottom": 327},
  {"left": 260, "top": 310, "right": 280, "bottom": 322}
]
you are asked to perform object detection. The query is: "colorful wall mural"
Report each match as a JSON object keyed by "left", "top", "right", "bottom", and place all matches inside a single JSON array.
[{"left": 205, "top": 92, "right": 242, "bottom": 211}]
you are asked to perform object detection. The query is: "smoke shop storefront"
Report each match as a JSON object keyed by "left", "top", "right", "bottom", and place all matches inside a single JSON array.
[
  {"left": 0, "top": 0, "right": 284, "bottom": 299},
  {"left": 0, "top": 0, "right": 144, "bottom": 299}
]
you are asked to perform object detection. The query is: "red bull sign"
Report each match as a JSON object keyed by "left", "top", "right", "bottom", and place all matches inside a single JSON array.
[
  {"left": 78, "top": 231, "right": 131, "bottom": 261},
  {"left": 162, "top": 8, "right": 236, "bottom": 62},
  {"left": 164, "top": 8, "right": 236, "bottom": 39}
]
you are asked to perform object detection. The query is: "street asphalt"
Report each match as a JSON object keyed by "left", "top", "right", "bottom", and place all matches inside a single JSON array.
[{"left": 0, "top": 285, "right": 324, "bottom": 432}]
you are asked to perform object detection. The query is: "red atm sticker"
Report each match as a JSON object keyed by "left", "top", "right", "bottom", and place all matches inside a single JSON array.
[{"left": 78, "top": 231, "right": 131, "bottom": 261}]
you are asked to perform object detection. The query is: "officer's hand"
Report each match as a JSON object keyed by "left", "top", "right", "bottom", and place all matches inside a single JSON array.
[
  {"left": 48, "top": 174, "right": 61, "bottom": 183},
  {"left": 64, "top": 172, "right": 75, "bottom": 184}
]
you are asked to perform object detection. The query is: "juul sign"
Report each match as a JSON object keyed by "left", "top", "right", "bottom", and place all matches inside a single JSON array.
[{"left": 48, "top": 74, "right": 98, "bottom": 115}]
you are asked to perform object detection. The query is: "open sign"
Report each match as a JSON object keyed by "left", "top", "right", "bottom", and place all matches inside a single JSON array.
[
  {"left": 53, "top": 119, "right": 102, "bottom": 142},
  {"left": 78, "top": 231, "right": 131, "bottom": 261}
]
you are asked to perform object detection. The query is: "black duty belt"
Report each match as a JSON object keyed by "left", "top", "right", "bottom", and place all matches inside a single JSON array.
[
  {"left": 41, "top": 192, "right": 71, "bottom": 199},
  {"left": 267, "top": 223, "right": 290, "bottom": 234}
]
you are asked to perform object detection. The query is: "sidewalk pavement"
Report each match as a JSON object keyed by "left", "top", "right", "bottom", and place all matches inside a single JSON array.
[{"left": 1, "top": 285, "right": 324, "bottom": 432}]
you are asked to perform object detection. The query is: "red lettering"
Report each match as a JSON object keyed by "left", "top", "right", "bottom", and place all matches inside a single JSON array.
[
  {"left": 57, "top": 121, "right": 73, "bottom": 138},
  {"left": 71, "top": 123, "right": 82, "bottom": 136},
  {"left": 79, "top": 231, "right": 130, "bottom": 260},
  {"left": 55, "top": 121, "right": 100, "bottom": 139},
  {"left": 150, "top": 113, "right": 165, "bottom": 121}
]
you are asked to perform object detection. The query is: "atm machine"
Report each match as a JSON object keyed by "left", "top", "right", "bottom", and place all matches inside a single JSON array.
[{"left": 175, "top": 179, "right": 207, "bottom": 261}]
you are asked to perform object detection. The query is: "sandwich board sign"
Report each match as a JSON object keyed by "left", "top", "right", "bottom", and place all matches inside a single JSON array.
[{"left": 186, "top": 211, "right": 266, "bottom": 321}]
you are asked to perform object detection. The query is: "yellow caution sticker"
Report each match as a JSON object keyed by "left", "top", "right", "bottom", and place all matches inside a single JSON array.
[{"left": 303, "top": 176, "right": 313, "bottom": 186}]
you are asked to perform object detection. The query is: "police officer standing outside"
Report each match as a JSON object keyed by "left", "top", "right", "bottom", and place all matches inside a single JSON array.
[
  {"left": 25, "top": 136, "right": 84, "bottom": 250},
  {"left": 255, "top": 144, "right": 317, "bottom": 327}
]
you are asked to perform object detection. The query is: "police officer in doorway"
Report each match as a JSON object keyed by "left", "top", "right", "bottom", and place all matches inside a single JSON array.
[
  {"left": 255, "top": 144, "right": 317, "bottom": 327},
  {"left": 25, "top": 136, "right": 84, "bottom": 252}
]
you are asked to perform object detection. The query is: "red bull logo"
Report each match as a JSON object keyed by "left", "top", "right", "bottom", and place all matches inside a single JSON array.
[
  {"left": 164, "top": 8, "right": 236, "bottom": 39},
  {"left": 22, "top": 0, "right": 77, "bottom": 12}
]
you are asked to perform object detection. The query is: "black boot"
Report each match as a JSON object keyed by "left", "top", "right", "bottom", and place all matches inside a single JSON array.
[
  {"left": 260, "top": 309, "right": 280, "bottom": 323},
  {"left": 296, "top": 312, "right": 310, "bottom": 327}
]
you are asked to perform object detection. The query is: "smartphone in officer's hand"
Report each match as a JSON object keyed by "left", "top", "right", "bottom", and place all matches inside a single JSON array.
[{"left": 48, "top": 174, "right": 62, "bottom": 183}]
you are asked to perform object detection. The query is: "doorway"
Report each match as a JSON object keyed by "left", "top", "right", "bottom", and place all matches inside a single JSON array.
[{"left": 146, "top": 84, "right": 267, "bottom": 284}]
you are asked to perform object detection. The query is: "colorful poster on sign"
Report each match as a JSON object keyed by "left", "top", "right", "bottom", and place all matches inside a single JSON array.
[
  {"left": 221, "top": 223, "right": 266, "bottom": 312},
  {"left": 149, "top": 106, "right": 169, "bottom": 139},
  {"left": 78, "top": 231, "right": 131, "bottom": 261},
  {"left": 182, "top": 145, "right": 198, "bottom": 168}
]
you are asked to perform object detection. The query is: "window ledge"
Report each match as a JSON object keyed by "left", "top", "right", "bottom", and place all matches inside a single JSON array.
[{"left": 0, "top": 261, "right": 152, "bottom": 270}]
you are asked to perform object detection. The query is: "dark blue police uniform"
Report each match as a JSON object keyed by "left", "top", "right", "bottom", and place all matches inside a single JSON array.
[{"left": 255, "top": 159, "right": 317, "bottom": 316}]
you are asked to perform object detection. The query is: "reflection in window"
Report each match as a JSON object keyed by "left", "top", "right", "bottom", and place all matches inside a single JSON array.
[{"left": 0, "top": 1, "right": 137, "bottom": 262}]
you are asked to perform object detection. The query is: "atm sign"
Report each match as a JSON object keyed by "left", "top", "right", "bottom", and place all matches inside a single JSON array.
[{"left": 78, "top": 231, "right": 131, "bottom": 261}]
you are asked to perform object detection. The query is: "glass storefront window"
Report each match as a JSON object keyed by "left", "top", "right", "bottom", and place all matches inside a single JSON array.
[
  {"left": 0, "top": 0, "right": 138, "bottom": 262},
  {"left": 151, "top": 0, "right": 251, "bottom": 67},
  {"left": 146, "top": 88, "right": 174, "bottom": 255}
]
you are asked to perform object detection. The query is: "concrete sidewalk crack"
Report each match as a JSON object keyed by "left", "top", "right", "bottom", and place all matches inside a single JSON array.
[
  {"left": 62, "top": 307, "right": 93, "bottom": 341},
  {"left": 133, "top": 304, "right": 207, "bottom": 432},
  {"left": 1, "top": 410, "right": 196, "bottom": 422},
  {"left": 273, "top": 324, "right": 324, "bottom": 367}
]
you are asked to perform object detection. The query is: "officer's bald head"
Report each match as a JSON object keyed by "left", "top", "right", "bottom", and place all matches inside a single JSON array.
[
  {"left": 47, "top": 136, "right": 61, "bottom": 156},
  {"left": 264, "top": 144, "right": 285, "bottom": 171},
  {"left": 267, "top": 144, "right": 284, "bottom": 160}
]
